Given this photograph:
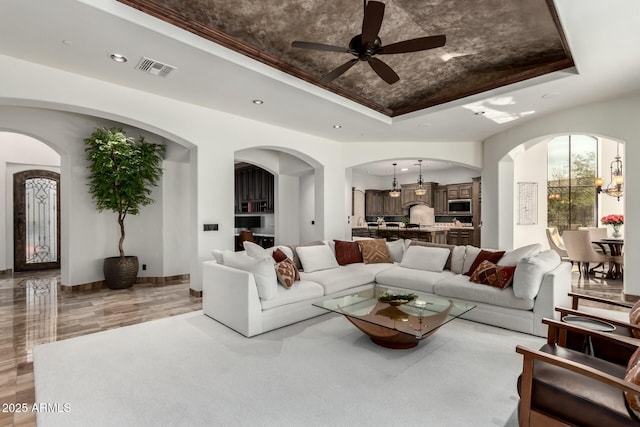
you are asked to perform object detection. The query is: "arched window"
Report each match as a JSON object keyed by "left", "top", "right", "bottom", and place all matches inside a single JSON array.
[{"left": 547, "top": 135, "right": 597, "bottom": 233}]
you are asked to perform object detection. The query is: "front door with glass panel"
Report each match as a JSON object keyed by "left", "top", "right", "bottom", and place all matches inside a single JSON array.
[{"left": 13, "top": 170, "right": 60, "bottom": 271}]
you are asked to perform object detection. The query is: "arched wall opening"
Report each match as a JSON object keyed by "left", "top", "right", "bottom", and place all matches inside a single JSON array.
[
  {"left": 234, "top": 147, "right": 320, "bottom": 246},
  {"left": 0, "top": 132, "right": 61, "bottom": 273},
  {"left": 0, "top": 107, "right": 193, "bottom": 288}
]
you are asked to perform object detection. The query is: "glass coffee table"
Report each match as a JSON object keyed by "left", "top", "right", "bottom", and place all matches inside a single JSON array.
[{"left": 313, "top": 285, "right": 476, "bottom": 349}]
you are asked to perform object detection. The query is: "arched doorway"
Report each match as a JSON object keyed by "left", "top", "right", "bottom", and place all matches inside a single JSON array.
[{"left": 13, "top": 170, "right": 61, "bottom": 271}]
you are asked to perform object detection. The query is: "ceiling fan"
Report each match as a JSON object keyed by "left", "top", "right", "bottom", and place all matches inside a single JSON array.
[{"left": 291, "top": 0, "right": 446, "bottom": 85}]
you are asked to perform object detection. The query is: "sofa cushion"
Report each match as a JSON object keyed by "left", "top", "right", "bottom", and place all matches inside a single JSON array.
[
  {"left": 409, "top": 241, "right": 457, "bottom": 271},
  {"left": 287, "top": 241, "right": 325, "bottom": 269},
  {"left": 223, "top": 251, "right": 278, "bottom": 301},
  {"left": 357, "top": 239, "right": 393, "bottom": 264},
  {"left": 243, "top": 241, "right": 273, "bottom": 260},
  {"left": 211, "top": 249, "right": 225, "bottom": 264},
  {"left": 400, "top": 246, "right": 450, "bottom": 272},
  {"left": 513, "top": 249, "right": 561, "bottom": 300},
  {"left": 343, "top": 262, "right": 395, "bottom": 277},
  {"left": 450, "top": 245, "right": 466, "bottom": 274},
  {"left": 464, "top": 249, "right": 505, "bottom": 276},
  {"left": 462, "top": 245, "right": 482, "bottom": 275},
  {"left": 300, "top": 266, "right": 375, "bottom": 295},
  {"left": 260, "top": 280, "right": 325, "bottom": 310},
  {"left": 334, "top": 240, "right": 363, "bottom": 265},
  {"left": 434, "top": 274, "right": 534, "bottom": 310},
  {"left": 386, "top": 239, "right": 405, "bottom": 263},
  {"left": 498, "top": 243, "right": 542, "bottom": 266},
  {"left": 375, "top": 265, "right": 454, "bottom": 294},
  {"left": 469, "top": 260, "right": 516, "bottom": 289},
  {"left": 296, "top": 244, "right": 340, "bottom": 273}
]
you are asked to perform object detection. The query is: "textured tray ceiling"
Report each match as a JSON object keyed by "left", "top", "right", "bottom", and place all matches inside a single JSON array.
[{"left": 118, "top": 0, "right": 573, "bottom": 117}]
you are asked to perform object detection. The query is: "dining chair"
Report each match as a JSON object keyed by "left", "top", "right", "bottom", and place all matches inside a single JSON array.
[
  {"left": 545, "top": 227, "right": 568, "bottom": 261},
  {"left": 562, "top": 230, "right": 611, "bottom": 277},
  {"left": 385, "top": 223, "right": 400, "bottom": 241},
  {"left": 366, "top": 222, "right": 379, "bottom": 238}
]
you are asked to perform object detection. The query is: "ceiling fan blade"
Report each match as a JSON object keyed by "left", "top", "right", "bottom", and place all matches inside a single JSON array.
[
  {"left": 291, "top": 41, "right": 351, "bottom": 53},
  {"left": 368, "top": 57, "right": 399, "bottom": 84},
  {"left": 320, "top": 59, "right": 359, "bottom": 84},
  {"left": 361, "top": 1, "right": 385, "bottom": 46},
  {"left": 379, "top": 35, "right": 446, "bottom": 54}
]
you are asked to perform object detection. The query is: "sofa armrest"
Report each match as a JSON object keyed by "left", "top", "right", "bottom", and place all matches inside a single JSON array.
[
  {"left": 202, "top": 261, "right": 263, "bottom": 337},
  {"left": 532, "top": 261, "right": 572, "bottom": 337}
]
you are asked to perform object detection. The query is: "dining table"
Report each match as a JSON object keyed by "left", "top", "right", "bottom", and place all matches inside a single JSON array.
[{"left": 592, "top": 238, "right": 624, "bottom": 279}]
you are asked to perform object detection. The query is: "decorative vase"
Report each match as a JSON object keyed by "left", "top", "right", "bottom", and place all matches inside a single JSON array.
[
  {"left": 103, "top": 256, "right": 139, "bottom": 289},
  {"left": 611, "top": 224, "right": 622, "bottom": 238}
]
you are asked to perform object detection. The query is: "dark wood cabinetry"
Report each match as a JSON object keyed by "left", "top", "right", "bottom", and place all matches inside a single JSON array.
[
  {"left": 234, "top": 164, "right": 274, "bottom": 213},
  {"left": 434, "top": 186, "right": 448, "bottom": 215},
  {"left": 447, "top": 183, "right": 472, "bottom": 200},
  {"left": 365, "top": 190, "right": 403, "bottom": 216},
  {"left": 400, "top": 183, "right": 436, "bottom": 208}
]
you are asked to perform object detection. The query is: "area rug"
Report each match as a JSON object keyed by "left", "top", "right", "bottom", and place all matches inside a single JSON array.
[{"left": 34, "top": 311, "right": 543, "bottom": 427}]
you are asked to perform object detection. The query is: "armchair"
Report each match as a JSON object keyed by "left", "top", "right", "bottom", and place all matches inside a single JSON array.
[{"left": 517, "top": 318, "right": 640, "bottom": 427}]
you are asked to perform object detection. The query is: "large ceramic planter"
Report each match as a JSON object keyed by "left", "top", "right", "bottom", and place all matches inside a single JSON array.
[{"left": 103, "top": 256, "right": 139, "bottom": 289}]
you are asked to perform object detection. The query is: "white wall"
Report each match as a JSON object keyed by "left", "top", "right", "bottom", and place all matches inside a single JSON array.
[
  {"left": 483, "top": 92, "right": 640, "bottom": 295},
  {"left": 162, "top": 161, "right": 190, "bottom": 277},
  {"left": 299, "top": 174, "right": 316, "bottom": 243},
  {"left": 511, "top": 140, "right": 548, "bottom": 249},
  {"left": 0, "top": 132, "right": 61, "bottom": 271}
]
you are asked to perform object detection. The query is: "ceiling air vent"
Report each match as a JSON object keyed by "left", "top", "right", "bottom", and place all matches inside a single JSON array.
[{"left": 135, "top": 57, "right": 176, "bottom": 77}]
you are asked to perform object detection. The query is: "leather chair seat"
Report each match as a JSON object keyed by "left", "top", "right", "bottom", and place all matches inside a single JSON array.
[{"left": 518, "top": 344, "right": 637, "bottom": 427}]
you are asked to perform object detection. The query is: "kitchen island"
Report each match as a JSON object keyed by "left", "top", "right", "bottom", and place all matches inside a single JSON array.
[{"left": 351, "top": 225, "right": 476, "bottom": 246}]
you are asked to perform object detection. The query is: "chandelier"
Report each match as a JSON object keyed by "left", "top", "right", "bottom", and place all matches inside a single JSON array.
[
  {"left": 415, "top": 160, "right": 427, "bottom": 196},
  {"left": 389, "top": 163, "right": 401, "bottom": 198},
  {"left": 595, "top": 143, "right": 623, "bottom": 201}
]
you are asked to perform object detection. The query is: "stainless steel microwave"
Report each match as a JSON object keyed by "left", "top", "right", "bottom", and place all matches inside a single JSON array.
[{"left": 448, "top": 199, "right": 472, "bottom": 214}]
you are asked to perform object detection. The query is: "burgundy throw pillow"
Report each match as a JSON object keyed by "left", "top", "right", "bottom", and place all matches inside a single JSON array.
[
  {"left": 272, "top": 248, "right": 289, "bottom": 263},
  {"left": 334, "top": 240, "right": 363, "bottom": 266},
  {"left": 464, "top": 249, "right": 505, "bottom": 276},
  {"left": 469, "top": 260, "right": 516, "bottom": 289}
]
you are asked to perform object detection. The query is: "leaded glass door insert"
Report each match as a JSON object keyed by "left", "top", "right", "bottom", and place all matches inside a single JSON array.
[{"left": 14, "top": 170, "right": 60, "bottom": 271}]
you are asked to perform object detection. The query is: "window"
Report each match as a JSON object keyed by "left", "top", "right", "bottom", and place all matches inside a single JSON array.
[{"left": 547, "top": 135, "right": 597, "bottom": 232}]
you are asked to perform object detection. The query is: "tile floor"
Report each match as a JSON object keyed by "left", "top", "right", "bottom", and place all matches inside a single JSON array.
[{"left": 0, "top": 267, "right": 631, "bottom": 426}]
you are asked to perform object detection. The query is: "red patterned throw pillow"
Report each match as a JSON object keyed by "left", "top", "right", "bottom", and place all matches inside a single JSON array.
[
  {"left": 469, "top": 260, "right": 516, "bottom": 289},
  {"left": 334, "top": 240, "right": 363, "bottom": 265},
  {"left": 464, "top": 249, "right": 505, "bottom": 276},
  {"left": 275, "top": 260, "right": 298, "bottom": 289}
]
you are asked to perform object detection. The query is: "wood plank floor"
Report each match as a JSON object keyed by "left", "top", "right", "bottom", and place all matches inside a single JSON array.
[
  {"left": 0, "top": 270, "right": 201, "bottom": 427},
  {"left": 0, "top": 267, "right": 631, "bottom": 426}
]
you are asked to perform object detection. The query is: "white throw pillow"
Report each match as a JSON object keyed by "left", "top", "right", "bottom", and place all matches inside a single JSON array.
[
  {"left": 462, "top": 245, "right": 482, "bottom": 275},
  {"left": 296, "top": 244, "right": 339, "bottom": 273},
  {"left": 400, "top": 246, "right": 450, "bottom": 272},
  {"left": 211, "top": 249, "right": 225, "bottom": 264},
  {"left": 223, "top": 251, "right": 278, "bottom": 300},
  {"left": 498, "top": 243, "right": 542, "bottom": 266},
  {"left": 386, "top": 239, "right": 405, "bottom": 263},
  {"left": 243, "top": 241, "right": 273, "bottom": 260},
  {"left": 513, "top": 249, "right": 561, "bottom": 300},
  {"left": 450, "top": 246, "right": 466, "bottom": 274}
]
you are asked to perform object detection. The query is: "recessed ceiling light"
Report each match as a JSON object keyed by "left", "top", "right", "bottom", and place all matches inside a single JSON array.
[
  {"left": 110, "top": 53, "right": 127, "bottom": 63},
  {"left": 252, "top": 99, "right": 264, "bottom": 105},
  {"left": 333, "top": 124, "right": 342, "bottom": 129},
  {"left": 400, "top": 168, "right": 409, "bottom": 172},
  {"left": 474, "top": 111, "right": 485, "bottom": 116}
]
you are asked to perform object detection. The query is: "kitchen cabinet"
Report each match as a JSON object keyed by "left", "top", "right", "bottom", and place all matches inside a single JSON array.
[
  {"left": 234, "top": 164, "right": 274, "bottom": 213},
  {"left": 365, "top": 190, "right": 404, "bottom": 216},
  {"left": 365, "top": 190, "right": 385, "bottom": 216},
  {"left": 447, "top": 183, "right": 472, "bottom": 200},
  {"left": 434, "top": 186, "right": 448, "bottom": 215},
  {"left": 400, "top": 183, "right": 436, "bottom": 208}
]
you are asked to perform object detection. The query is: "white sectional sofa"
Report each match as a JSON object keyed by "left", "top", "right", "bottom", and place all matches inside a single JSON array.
[{"left": 203, "top": 239, "right": 572, "bottom": 338}]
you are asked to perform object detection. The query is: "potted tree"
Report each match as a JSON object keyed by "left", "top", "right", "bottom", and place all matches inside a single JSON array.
[{"left": 84, "top": 127, "right": 165, "bottom": 289}]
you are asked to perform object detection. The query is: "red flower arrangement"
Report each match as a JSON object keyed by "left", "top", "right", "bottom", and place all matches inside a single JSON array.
[{"left": 601, "top": 214, "right": 624, "bottom": 225}]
